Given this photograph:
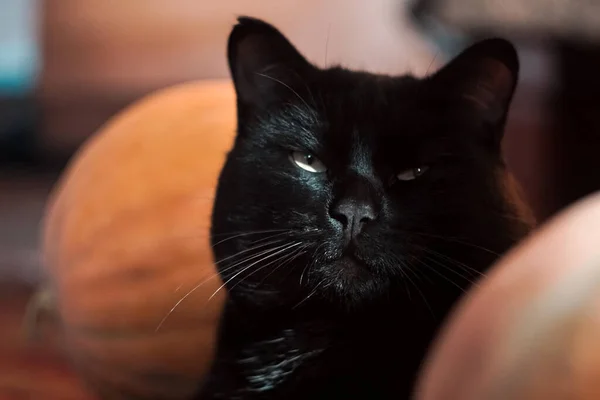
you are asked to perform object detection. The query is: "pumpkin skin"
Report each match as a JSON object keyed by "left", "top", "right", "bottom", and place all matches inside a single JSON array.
[{"left": 42, "top": 80, "right": 235, "bottom": 399}]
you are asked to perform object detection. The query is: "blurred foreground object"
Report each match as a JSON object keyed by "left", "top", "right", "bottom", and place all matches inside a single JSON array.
[
  {"left": 417, "top": 191, "right": 600, "bottom": 400},
  {"left": 41, "top": 80, "right": 235, "bottom": 399}
]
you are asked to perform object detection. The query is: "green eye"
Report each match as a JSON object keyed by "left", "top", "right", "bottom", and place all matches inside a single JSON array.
[
  {"left": 396, "top": 166, "right": 429, "bottom": 181},
  {"left": 290, "top": 152, "right": 327, "bottom": 173}
]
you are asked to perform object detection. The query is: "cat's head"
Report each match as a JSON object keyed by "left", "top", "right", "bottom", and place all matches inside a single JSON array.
[{"left": 211, "top": 17, "right": 533, "bottom": 310}]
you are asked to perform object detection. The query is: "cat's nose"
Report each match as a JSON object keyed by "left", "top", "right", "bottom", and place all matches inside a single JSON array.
[{"left": 330, "top": 198, "right": 377, "bottom": 241}]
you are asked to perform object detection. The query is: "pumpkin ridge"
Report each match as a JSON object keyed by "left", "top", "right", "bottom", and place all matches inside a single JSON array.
[{"left": 57, "top": 190, "right": 215, "bottom": 271}]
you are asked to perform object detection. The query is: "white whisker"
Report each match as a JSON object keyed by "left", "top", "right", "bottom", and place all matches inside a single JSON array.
[
  {"left": 300, "top": 242, "right": 324, "bottom": 285},
  {"left": 212, "top": 228, "right": 290, "bottom": 247},
  {"left": 156, "top": 242, "right": 296, "bottom": 331},
  {"left": 420, "top": 253, "right": 478, "bottom": 286},
  {"left": 293, "top": 279, "right": 325, "bottom": 309},
  {"left": 230, "top": 244, "right": 307, "bottom": 291},
  {"left": 403, "top": 259, "right": 435, "bottom": 318},
  {"left": 258, "top": 244, "right": 310, "bottom": 287},
  {"left": 417, "top": 260, "right": 467, "bottom": 293},
  {"left": 215, "top": 238, "right": 288, "bottom": 265},
  {"left": 208, "top": 242, "right": 304, "bottom": 302}
]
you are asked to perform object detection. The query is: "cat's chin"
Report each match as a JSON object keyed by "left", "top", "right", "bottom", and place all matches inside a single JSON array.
[
  {"left": 333, "top": 255, "right": 372, "bottom": 280},
  {"left": 305, "top": 255, "right": 391, "bottom": 309}
]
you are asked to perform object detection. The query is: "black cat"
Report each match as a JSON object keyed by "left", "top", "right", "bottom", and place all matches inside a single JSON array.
[{"left": 200, "top": 17, "right": 533, "bottom": 400}]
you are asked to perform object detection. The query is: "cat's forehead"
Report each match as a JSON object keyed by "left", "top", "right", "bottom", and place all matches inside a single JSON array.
[
  {"left": 315, "top": 70, "right": 418, "bottom": 112},
  {"left": 310, "top": 70, "right": 425, "bottom": 136},
  {"left": 305, "top": 70, "right": 433, "bottom": 149}
]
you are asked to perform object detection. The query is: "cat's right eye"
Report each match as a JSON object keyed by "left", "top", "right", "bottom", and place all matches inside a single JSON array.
[{"left": 290, "top": 151, "right": 327, "bottom": 173}]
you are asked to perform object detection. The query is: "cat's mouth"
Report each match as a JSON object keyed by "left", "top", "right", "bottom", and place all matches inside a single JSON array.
[
  {"left": 335, "top": 251, "right": 372, "bottom": 275},
  {"left": 324, "top": 253, "right": 375, "bottom": 292},
  {"left": 326, "top": 243, "right": 372, "bottom": 269}
]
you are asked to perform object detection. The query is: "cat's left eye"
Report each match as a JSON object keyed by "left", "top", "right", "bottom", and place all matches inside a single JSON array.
[
  {"left": 290, "top": 151, "right": 327, "bottom": 173},
  {"left": 396, "top": 166, "right": 429, "bottom": 181}
]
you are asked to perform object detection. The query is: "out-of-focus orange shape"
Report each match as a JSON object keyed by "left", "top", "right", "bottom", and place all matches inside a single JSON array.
[
  {"left": 42, "top": 80, "right": 235, "bottom": 399},
  {"left": 416, "top": 192, "right": 600, "bottom": 400}
]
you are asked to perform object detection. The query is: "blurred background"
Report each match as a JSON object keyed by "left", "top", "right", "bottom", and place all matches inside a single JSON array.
[{"left": 0, "top": 0, "right": 599, "bottom": 398}]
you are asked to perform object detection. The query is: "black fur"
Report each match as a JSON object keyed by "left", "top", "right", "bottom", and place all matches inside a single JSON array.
[{"left": 199, "top": 17, "right": 531, "bottom": 399}]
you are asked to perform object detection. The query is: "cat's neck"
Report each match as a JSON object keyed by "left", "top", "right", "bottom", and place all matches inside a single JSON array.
[
  {"left": 214, "top": 285, "right": 453, "bottom": 399},
  {"left": 223, "top": 285, "right": 437, "bottom": 336}
]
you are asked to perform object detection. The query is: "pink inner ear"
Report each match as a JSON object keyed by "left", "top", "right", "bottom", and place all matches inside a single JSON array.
[{"left": 460, "top": 58, "right": 514, "bottom": 111}]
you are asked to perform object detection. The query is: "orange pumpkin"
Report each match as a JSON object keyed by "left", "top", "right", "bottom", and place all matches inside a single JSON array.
[{"left": 41, "top": 80, "right": 235, "bottom": 399}]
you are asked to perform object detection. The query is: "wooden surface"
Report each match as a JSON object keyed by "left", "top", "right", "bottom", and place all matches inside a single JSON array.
[{"left": 0, "top": 283, "right": 97, "bottom": 400}]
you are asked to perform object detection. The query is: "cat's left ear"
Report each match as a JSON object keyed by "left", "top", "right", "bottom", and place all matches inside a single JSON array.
[{"left": 430, "top": 38, "right": 519, "bottom": 128}]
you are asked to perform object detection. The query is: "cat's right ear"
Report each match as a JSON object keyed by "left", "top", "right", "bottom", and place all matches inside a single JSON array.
[{"left": 227, "top": 17, "right": 313, "bottom": 109}]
